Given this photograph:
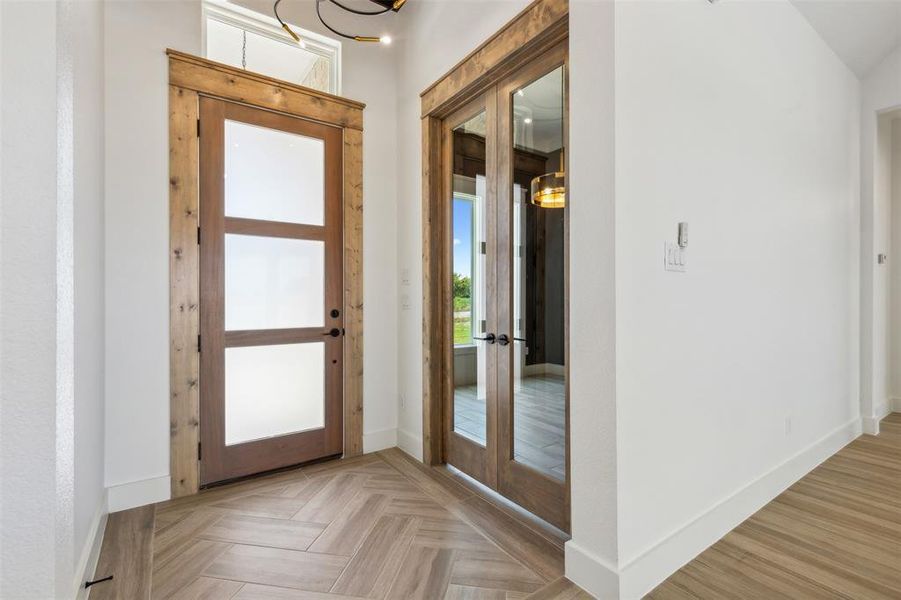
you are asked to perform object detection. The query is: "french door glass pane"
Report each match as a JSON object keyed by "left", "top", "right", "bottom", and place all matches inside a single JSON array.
[
  {"left": 225, "top": 234, "right": 324, "bottom": 330},
  {"left": 225, "top": 343, "right": 325, "bottom": 445},
  {"left": 224, "top": 119, "right": 325, "bottom": 225},
  {"left": 451, "top": 110, "right": 489, "bottom": 446},
  {"left": 511, "top": 66, "right": 566, "bottom": 480}
]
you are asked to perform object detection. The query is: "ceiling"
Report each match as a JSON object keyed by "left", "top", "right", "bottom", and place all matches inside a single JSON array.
[{"left": 791, "top": 0, "right": 901, "bottom": 78}]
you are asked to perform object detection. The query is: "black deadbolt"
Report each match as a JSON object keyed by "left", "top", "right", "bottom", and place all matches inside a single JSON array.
[{"left": 330, "top": 309, "right": 340, "bottom": 318}]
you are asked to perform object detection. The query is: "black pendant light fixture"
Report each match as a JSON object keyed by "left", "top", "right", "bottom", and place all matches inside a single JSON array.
[{"left": 275, "top": 0, "right": 406, "bottom": 45}]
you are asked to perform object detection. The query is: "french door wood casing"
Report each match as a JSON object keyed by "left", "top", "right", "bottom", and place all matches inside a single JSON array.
[
  {"left": 199, "top": 97, "right": 345, "bottom": 485},
  {"left": 436, "top": 40, "right": 570, "bottom": 531}
]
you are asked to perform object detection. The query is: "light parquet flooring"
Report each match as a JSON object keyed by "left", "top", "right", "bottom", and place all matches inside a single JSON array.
[
  {"left": 94, "top": 448, "right": 590, "bottom": 600},
  {"left": 647, "top": 413, "right": 901, "bottom": 600}
]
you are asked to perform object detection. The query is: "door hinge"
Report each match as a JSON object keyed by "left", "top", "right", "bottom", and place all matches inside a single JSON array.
[
  {"left": 197, "top": 226, "right": 201, "bottom": 245},
  {"left": 480, "top": 241, "right": 487, "bottom": 255},
  {"left": 197, "top": 118, "right": 201, "bottom": 137},
  {"left": 197, "top": 442, "right": 202, "bottom": 461},
  {"left": 197, "top": 334, "right": 201, "bottom": 353}
]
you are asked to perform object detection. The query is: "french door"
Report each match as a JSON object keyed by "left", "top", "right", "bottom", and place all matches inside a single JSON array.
[
  {"left": 199, "top": 97, "right": 344, "bottom": 485},
  {"left": 445, "top": 44, "right": 569, "bottom": 530}
]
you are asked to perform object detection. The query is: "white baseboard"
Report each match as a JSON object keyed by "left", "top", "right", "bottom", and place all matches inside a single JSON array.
[
  {"left": 563, "top": 418, "right": 861, "bottom": 599},
  {"left": 565, "top": 541, "right": 618, "bottom": 599},
  {"left": 862, "top": 415, "right": 882, "bottom": 435},
  {"left": 74, "top": 495, "right": 108, "bottom": 600},
  {"left": 396, "top": 428, "right": 423, "bottom": 461},
  {"left": 107, "top": 475, "right": 170, "bottom": 513},
  {"left": 363, "top": 428, "right": 397, "bottom": 453},
  {"left": 618, "top": 418, "right": 861, "bottom": 599},
  {"left": 522, "top": 363, "right": 566, "bottom": 377}
]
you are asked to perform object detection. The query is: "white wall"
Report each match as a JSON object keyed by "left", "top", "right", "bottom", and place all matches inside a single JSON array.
[
  {"left": 72, "top": 1, "right": 109, "bottom": 593},
  {"left": 394, "top": 0, "right": 532, "bottom": 459},
  {"left": 0, "top": 3, "right": 65, "bottom": 594},
  {"left": 889, "top": 116, "right": 901, "bottom": 404},
  {"left": 861, "top": 45, "right": 901, "bottom": 430},
  {"left": 1, "top": 1, "right": 107, "bottom": 596},
  {"left": 565, "top": 1, "right": 619, "bottom": 596},
  {"left": 104, "top": 0, "right": 400, "bottom": 507},
  {"left": 608, "top": 1, "right": 860, "bottom": 597},
  {"left": 104, "top": 0, "right": 202, "bottom": 509}
]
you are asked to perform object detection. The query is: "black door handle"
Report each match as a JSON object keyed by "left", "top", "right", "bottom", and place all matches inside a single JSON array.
[
  {"left": 324, "top": 328, "right": 342, "bottom": 337},
  {"left": 497, "top": 334, "right": 510, "bottom": 346},
  {"left": 473, "top": 333, "right": 496, "bottom": 344}
]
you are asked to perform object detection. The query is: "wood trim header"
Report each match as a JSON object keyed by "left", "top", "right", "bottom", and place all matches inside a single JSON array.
[
  {"left": 419, "top": 0, "right": 567, "bottom": 118},
  {"left": 167, "top": 49, "right": 365, "bottom": 130}
]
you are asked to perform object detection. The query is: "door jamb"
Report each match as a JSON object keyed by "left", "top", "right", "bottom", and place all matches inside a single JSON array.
[{"left": 167, "top": 50, "right": 365, "bottom": 499}]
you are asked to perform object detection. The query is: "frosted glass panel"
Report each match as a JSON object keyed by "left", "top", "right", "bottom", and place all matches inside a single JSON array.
[
  {"left": 225, "top": 343, "right": 325, "bottom": 445},
  {"left": 225, "top": 234, "right": 324, "bottom": 330},
  {"left": 225, "top": 120, "right": 324, "bottom": 225}
]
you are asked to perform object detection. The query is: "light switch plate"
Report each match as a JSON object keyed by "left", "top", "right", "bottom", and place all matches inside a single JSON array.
[{"left": 664, "top": 242, "right": 686, "bottom": 272}]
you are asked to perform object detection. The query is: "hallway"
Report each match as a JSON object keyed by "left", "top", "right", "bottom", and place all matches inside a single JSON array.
[{"left": 649, "top": 414, "right": 901, "bottom": 599}]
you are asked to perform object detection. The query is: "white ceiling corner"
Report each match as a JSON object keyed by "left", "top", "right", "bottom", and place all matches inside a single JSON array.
[{"left": 791, "top": 0, "right": 901, "bottom": 78}]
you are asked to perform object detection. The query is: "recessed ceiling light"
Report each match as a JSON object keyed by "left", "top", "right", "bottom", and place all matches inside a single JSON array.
[{"left": 524, "top": 117, "right": 533, "bottom": 124}]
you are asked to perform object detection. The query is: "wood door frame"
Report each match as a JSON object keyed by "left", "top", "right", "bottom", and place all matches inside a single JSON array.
[
  {"left": 168, "top": 50, "right": 365, "bottom": 499},
  {"left": 420, "top": 0, "right": 570, "bottom": 530}
]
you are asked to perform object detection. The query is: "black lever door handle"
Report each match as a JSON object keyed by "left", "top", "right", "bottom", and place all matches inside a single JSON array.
[
  {"left": 473, "top": 333, "right": 496, "bottom": 344},
  {"left": 497, "top": 334, "right": 511, "bottom": 346},
  {"left": 324, "top": 328, "right": 342, "bottom": 337},
  {"left": 513, "top": 336, "right": 527, "bottom": 343}
]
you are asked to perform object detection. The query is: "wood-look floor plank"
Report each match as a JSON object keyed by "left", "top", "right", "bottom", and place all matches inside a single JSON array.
[
  {"left": 454, "top": 495, "right": 564, "bottom": 582},
  {"left": 90, "top": 505, "right": 156, "bottom": 600},
  {"left": 385, "top": 545, "right": 457, "bottom": 600},
  {"left": 167, "top": 576, "right": 243, "bottom": 600},
  {"left": 231, "top": 583, "right": 366, "bottom": 599},
  {"left": 378, "top": 447, "right": 473, "bottom": 506},
  {"left": 291, "top": 473, "right": 367, "bottom": 524},
  {"left": 203, "top": 544, "right": 348, "bottom": 592},
  {"left": 444, "top": 584, "right": 508, "bottom": 600},
  {"left": 200, "top": 514, "right": 326, "bottom": 551},
  {"left": 306, "top": 492, "right": 390, "bottom": 556},
  {"left": 211, "top": 494, "right": 309, "bottom": 519},
  {"left": 523, "top": 577, "right": 594, "bottom": 600},
  {"left": 100, "top": 453, "right": 581, "bottom": 600},
  {"left": 451, "top": 549, "right": 544, "bottom": 594},
  {"left": 151, "top": 539, "right": 233, "bottom": 600},
  {"left": 153, "top": 509, "right": 224, "bottom": 566},
  {"left": 330, "top": 514, "right": 419, "bottom": 597}
]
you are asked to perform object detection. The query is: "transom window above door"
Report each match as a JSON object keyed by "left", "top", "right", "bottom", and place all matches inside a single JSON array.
[{"left": 203, "top": 0, "right": 342, "bottom": 94}]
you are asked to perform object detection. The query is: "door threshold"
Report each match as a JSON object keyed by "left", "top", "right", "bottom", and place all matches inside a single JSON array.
[
  {"left": 442, "top": 462, "right": 570, "bottom": 546},
  {"left": 200, "top": 452, "right": 343, "bottom": 490}
]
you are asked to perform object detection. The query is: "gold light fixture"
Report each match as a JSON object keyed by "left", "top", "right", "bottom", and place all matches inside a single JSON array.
[
  {"left": 528, "top": 68, "right": 566, "bottom": 209},
  {"left": 275, "top": 0, "right": 404, "bottom": 46},
  {"left": 530, "top": 169, "right": 565, "bottom": 209},
  {"left": 531, "top": 147, "right": 566, "bottom": 208}
]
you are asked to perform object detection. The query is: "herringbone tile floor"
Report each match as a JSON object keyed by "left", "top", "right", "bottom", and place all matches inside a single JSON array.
[{"left": 137, "top": 448, "right": 588, "bottom": 600}]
